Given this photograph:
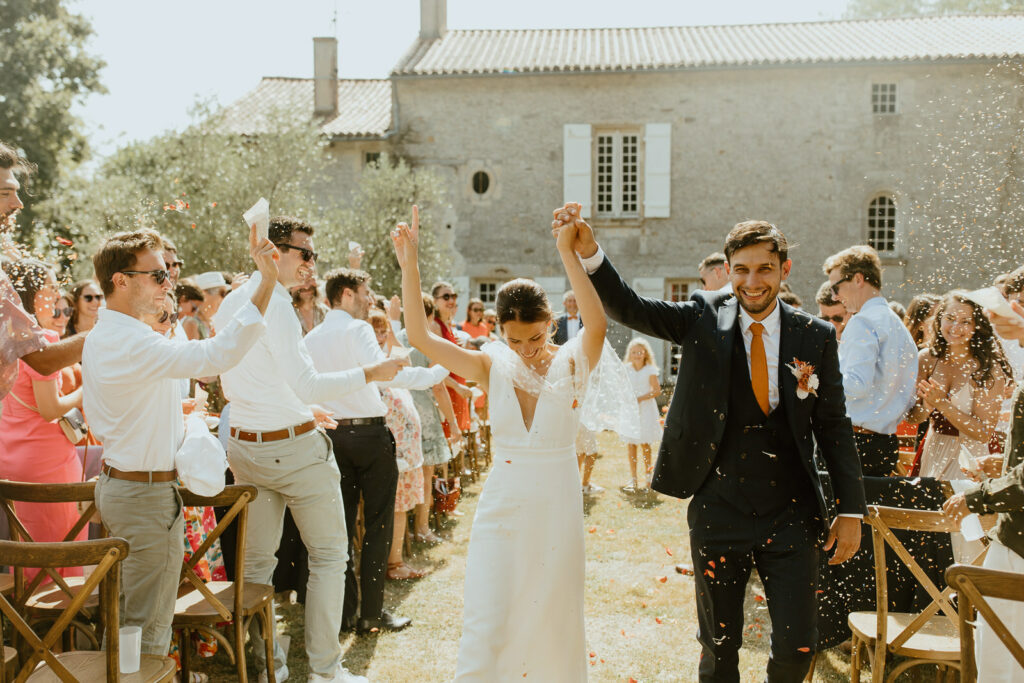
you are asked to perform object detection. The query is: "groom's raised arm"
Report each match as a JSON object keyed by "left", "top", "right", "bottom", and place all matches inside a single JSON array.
[{"left": 585, "top": 249, "right": 701, "bottom": 345}]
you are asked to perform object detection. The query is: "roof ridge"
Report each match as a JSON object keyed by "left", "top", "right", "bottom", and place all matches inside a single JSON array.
[
  {"left": 261, "top": 76, "right": 391, "bottom": 83},
  {"left": 429, "top": 13, "right": 1023, "bottom": 34}
]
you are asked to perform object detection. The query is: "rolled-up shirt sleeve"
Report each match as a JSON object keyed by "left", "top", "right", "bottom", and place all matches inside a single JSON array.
[{"left": 382, "top": 364, "right": 450, "bottom": 391}]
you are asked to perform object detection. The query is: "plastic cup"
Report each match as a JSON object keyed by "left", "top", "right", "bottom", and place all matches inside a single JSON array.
[{"left": 119, "top": 625, "right": 141, "bottom": 674}]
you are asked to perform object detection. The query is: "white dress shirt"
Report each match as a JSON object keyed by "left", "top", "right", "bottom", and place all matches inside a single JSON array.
[
  {"left": 83, "top": 303, "right": 265, "bottom": 472},
  {"left": 214, "top": 273, "right": 367, "bottom": 431},
  {"left": 738, "top": 303, "right": 781, "bottom": 412},
  {"left": 566, "top": 315, "right": 581, "bottom": 340},
  {"left": 303, "top": 309, "right": 449, "bottom": 419},
  {"left": 838, "top": 296, "right": 918, "bottom": 434}
]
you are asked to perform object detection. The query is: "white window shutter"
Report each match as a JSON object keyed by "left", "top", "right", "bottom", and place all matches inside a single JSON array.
[
  {"left": 643, "top": 123, "right": 671, "bottom": 218},
  {"left": 563, "top": 124, "right": 592, "bottom": 218}
]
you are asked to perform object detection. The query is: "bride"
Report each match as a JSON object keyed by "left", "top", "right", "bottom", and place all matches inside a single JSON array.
[{"left": 392, "top": 203, "right": 625, "bottom": 681}]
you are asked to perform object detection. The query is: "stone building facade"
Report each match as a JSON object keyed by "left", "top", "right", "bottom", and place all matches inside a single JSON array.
[{"left": 223, "top": 6, "right": 1024, "bottom": 378}]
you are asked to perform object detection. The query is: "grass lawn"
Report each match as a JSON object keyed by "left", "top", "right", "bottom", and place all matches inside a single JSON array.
[{"left": 203, "top": 432, "right": 861, "bottom": 682}]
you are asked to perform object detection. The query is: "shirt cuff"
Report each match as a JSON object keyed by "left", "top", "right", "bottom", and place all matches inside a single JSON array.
[
  {"left": 579, "top": 245, "right": 606, "bottom": 274},
  {"left": 235, "top": 301, "right": 266, "bottom": 327},
  {"left": 837, "top": 513, "right": 864, "bottom": 519}
]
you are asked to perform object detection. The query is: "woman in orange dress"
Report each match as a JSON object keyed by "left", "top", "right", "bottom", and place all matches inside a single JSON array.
[{"left": 0, "top": 260, "right": 87, "bottom": 579}]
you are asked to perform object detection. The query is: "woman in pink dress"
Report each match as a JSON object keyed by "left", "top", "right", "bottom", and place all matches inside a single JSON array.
[{"left": 0, "top": 260, "right": 87, "bottom": 578}]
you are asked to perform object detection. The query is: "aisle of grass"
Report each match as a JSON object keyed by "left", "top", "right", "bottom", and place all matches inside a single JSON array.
[{"left": 205, "top": 432, "right": 855, "bottom": 682}]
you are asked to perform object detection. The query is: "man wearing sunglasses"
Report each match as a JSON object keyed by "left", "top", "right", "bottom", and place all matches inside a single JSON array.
[
  {"left": 823, "top": 245, "right": 917, "bottom": 477},
  {"left": 0, "top": 140, "right": 88, "bottom": 400},
  {"left": 815, "top": 281, "right": 850, "bottom": 341},
  {"left": 84, "top": 225, "right": 279, "bottom": 661},
  {"left": 215, "top": 215, "right": 401, "bottom": 683}
]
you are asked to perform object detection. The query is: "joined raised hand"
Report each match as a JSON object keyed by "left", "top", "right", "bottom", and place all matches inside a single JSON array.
[
  {"left": 391, "top": 204, "right": 420, "bottom": 270},
  {"left": 551, "top": 202, "right": 598, "bottom": 258}
]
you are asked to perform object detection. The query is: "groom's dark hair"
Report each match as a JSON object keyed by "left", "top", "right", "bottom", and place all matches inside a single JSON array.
[{"left": 724, "top": 221, "right": 788, "bottom": 265}]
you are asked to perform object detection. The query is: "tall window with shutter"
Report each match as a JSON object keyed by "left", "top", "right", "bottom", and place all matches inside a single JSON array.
[
  {"left": 562, "top": 123, "right": 671, "bottom": 222},
  {"left": 665, "top": 279, "right": 691, "bottom": 381}
]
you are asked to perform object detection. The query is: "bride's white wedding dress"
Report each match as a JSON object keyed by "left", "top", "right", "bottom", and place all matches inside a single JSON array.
[{"left": 455, "top": 338, "right": 638, "bottom": 682}]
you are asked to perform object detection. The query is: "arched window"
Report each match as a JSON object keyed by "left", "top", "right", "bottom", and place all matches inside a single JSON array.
[{"left": 867, "top": 195, "right": 897, "bottom": 254}]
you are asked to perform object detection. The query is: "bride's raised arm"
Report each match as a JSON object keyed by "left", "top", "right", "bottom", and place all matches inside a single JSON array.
[
  {"left": 554, "top": 203, "right": 606, "bottom": 371},
  {"left": 391, "top": 205, "right": 490, "bottom": 388}
]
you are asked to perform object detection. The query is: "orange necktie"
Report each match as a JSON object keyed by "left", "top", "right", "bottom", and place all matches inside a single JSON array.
[{"left": 749, "top": 322, "right": 770, "bottom": 416}]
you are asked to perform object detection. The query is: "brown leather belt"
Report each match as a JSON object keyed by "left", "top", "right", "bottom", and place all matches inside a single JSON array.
[
  {"left": 101, "top": 464, "right": 177, "bottom": 483},
  {"left": 230, "top": 419, "right": 317, "bottom": 443},
  {"left": 852, "top": 425, "right": 881, "bottom": 435}
]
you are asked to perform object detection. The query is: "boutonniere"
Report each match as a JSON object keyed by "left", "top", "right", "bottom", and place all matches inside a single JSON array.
[{"left": 787, "top": 358, "right": 819, "bottom": 399}]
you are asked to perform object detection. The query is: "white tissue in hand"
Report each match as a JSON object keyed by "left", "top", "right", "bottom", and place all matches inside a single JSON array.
[
  {"left": 243, "top": 197, "right": 270, "bottom": 242},
  {"left": 964, "top": 287, "right": 1021, "bottom": 319}
]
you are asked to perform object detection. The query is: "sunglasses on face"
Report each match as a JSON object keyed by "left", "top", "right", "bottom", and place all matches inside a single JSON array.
[
  {"left": 829, "top": 275, "right": 853, "bottom": 297},
  {"left": 820, "top": 315, "right": 845, "bottom": 323},
  {"left": 158, "top": 310, "right": 180, "bottom": 325},
  {"left": 169, "top": 260, "right": 184, "bottom": 269},
  {"left": 121, "top": 269, "right": 170, "bottom": 285},
  {"left": 52, "top": 307, "right": 74, "bottom": 318},
  {"left": 470, "top": 307, "right": 483, "bottom": 312},
  {"left": 437, "top": 293, "right": 457, "bottom": 302},
  {"left": 274, "top": 243, "right": 318, "bottom": 263},
  {"left": 82, "top": 293, "right": 104, "bottom": 303}
]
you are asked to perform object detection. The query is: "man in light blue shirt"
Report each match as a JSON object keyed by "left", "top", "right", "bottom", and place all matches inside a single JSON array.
[{"left": 824, "top": 245, "right": 918, "bottom": 475}]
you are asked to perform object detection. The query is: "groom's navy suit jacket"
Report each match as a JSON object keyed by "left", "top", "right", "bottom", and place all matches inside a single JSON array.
[{"left": 589, "top": 258, "right": 867, "bottom": 522}]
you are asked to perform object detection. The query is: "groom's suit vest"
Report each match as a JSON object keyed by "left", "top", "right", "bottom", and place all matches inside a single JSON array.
[{"left": 702, "top": 327, "right": 815, "bottom": 516}]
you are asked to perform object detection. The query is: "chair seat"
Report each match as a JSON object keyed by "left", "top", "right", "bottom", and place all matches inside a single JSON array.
[
  {"left": 173, "top": 581, "right": 274, "bottom": 624},
  {"left": 0, "top": 571, "right": 12, "bottom": 595},
  {"left": 25, "top": 576, "right": 98, "bottom": 613},
  {"left": 26, "top": 651, "right": 175, "bottom": 682},
  {"left": 4, "top": 644, "right": 17, "bottom": 668},
  {"left": 848, "top": 611, "right": 961, "bottom": 660}
]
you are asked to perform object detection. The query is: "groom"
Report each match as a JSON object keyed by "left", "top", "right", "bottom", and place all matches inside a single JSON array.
[{"left": 553, "top": 209, "right": 866, "bottom": 682}]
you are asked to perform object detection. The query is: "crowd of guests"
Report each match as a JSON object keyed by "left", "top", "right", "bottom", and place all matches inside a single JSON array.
[{"left": 3, "top": 130, "right": 1024, "bottom": 682}]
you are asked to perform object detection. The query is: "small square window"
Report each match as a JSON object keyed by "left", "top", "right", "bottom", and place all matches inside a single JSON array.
[
  {"left": 872, "top": 83, "right": 897, "bottom": 114},
  {"left": 364, "top": 152, "right": 381, "bottom": 167}
]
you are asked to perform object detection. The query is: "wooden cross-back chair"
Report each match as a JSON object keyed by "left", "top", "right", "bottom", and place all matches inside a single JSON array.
[
  {"left": 945, "top": 564, "right": 1024, "bottom": 682},
  {"left": 171, "top": 485, "right": 277, "bottom": 683},
  {"left": 0, "top": 537, "right": 175, "bottom": 682},
  {"left": 848, "top": 505, "right": 989, "bottom": 682},
  {"left": 0, "top": 481, "right": 104, "bottom": 649}
]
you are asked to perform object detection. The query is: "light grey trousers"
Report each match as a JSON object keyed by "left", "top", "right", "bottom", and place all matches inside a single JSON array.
[
  {"left": 94, "top": 475, "right": 184, "bottom": 656},
  {"left": 227, "top": 428, "right": 348, "bottom": 677}
]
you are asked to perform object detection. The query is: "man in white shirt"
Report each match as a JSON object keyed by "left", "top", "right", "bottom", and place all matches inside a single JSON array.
[
  {"left": 304, "top": 268, "right": 448, "bottom": 635},
  {"left": 215, "top": 216, "right": 400, "bottom": 683},
  {"left": 824, "top": 245, "right": 918, "bottom": 476},
  {"left": 85, "top": 227, "right": 278, "bottom": 657}
]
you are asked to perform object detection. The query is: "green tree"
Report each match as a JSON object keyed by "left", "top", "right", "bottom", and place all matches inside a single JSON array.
[
  {"left": 52, "top": 107, "right": 450, "bottom": 289},
  {"left": 0, "top": 0, "right": 105, "bottom": 245},
  {"left": 845, "top": 0, "right": 1024, "bottom": 18}
]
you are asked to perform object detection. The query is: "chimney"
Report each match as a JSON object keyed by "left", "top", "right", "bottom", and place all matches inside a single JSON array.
[
  {"left": 419, "top": 0, "right": 447, "bottom": 41},
  {"left": 313, "top": 37, "right": 338, "bottom": 117}
]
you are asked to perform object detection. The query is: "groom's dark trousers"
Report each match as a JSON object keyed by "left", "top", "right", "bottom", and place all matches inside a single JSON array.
[{"left": 587, "top": 256, "right": 867, "bottom": 683}]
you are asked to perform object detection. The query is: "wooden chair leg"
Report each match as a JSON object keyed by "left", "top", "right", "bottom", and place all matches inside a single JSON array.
[
  {"left": 850, "top": 636, "right": 861, "bottom": 682},
  {"left": 234, "top": 616, "right": 247, "bottom": 683},
  {"left": 263, "top": 607, "right": 276, "bottom": 683},
  {"left": 179, "top": 628, "right": 191, "bottom": 682}
]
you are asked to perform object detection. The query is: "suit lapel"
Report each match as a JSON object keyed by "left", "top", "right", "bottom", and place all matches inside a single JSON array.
[
  {"left": 717, "top": 298, "right": 739, "bottom": 389},
  {"left": 778, "top": 302, "right": 804, "bottom": 438}
]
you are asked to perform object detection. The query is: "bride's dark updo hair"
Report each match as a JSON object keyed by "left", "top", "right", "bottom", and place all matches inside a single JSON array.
[{"left": 496, "top": 278, "right": 553, "bottom": 327}]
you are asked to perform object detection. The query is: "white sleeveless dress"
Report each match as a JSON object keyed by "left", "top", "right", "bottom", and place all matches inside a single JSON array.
[{"left": 454, "top": 340, "right": 590, "bottom": 682}]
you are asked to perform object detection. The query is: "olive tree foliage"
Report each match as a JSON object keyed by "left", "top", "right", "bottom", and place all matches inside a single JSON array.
[
  {"left": 0, "top": 0, "right": 105, "bottom": 246},
  {"left": 51, "top": 104, "right": 449, "bottom": 286}
]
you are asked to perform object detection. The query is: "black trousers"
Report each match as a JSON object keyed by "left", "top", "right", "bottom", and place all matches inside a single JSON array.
[
  {"left": 688, "top": 491, "right": 822, "bottom": 683},
  {"left": 853, "top": 432, "right": 899, "bottom": 477},
  {"left": 327, "top": 422, "right": 398, "bottom": 623}
]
